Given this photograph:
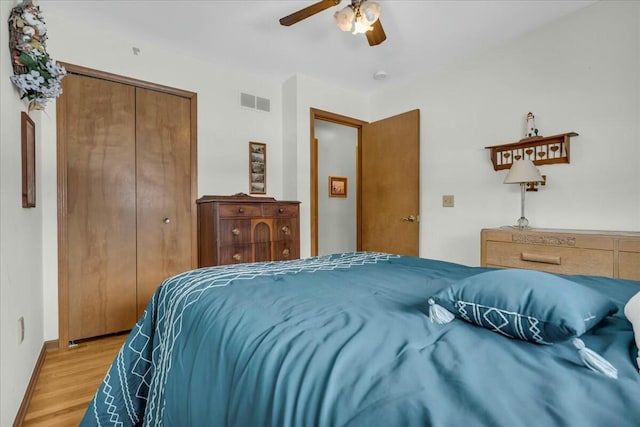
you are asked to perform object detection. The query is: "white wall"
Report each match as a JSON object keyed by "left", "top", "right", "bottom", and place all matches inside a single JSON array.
[
  {"left": 372, "top": 0, "right": 640, "bottom": 266},
  {"left": 283, "top": 74, "right": 370, "bottom": 258},
  {"left": 315, "top": 121, "right": 358, "bottom": 255},
  {"left": 0, "top": 3, "right": 45, "bottom": 425}
]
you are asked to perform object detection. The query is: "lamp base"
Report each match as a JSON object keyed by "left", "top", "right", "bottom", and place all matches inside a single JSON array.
[{"left": 513, "top": 217, "right": 530, "bottom": 230}]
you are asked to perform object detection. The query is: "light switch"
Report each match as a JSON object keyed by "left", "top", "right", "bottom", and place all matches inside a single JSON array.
[{"left": 442, "top": 195, "right": 455, "bottom": 207}]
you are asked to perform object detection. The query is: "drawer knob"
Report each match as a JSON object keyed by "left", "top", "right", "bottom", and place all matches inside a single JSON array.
[
  {"left": 163, "top": 217, "right": 171, "bottom": 224},
  {"left": 238, "top": 207, "right": 245, "bottom": 213},
  {"left": 278, "top": 208, "right": 285, "bottom": 213},
  {"left": 231, "top": 228, "right": 240, "bottom": 236},
  {"left": 282, "top": 248, "right": 290, "bottom": 258},
  {"left": 232, "top": 253, "right": 242, "bottom": 261},
  {"left": 281, "top": 226, "right": 290, "bottom": 235}
]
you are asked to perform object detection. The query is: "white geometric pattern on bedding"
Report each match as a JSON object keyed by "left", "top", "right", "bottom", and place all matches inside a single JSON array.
[
  {"left": 89, "top": 252, "right": 400, "bottom": 426},
  {"left": 455, "top": 301, "right": 547, "bottom": 344}
]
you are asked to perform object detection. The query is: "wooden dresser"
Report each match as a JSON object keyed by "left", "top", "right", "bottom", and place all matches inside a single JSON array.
[
  {"left": 197, "top": 194, "right": 300, "bottom": 266},
  {"left": 481, "top": 227, "right": 640, "bottom": 280}
]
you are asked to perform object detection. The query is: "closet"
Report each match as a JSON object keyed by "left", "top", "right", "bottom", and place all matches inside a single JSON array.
[{"left": 58, "top": 66, "right": 197, "bottom": 344}]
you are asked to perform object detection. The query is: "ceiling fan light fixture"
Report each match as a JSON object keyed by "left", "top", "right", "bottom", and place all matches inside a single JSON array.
[
  {"left": 351, "top": 18, "right": 372, "bottom": 35},
  {"left": 360, "top": 1, "right": 381, "bottom": 25},
  {"left": 334, "top": 6, "right": 355, "bottom": 32}
]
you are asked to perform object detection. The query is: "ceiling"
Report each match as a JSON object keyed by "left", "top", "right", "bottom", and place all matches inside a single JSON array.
[{"left": 44, "top": 0, "right": 596, "bottom": 94}]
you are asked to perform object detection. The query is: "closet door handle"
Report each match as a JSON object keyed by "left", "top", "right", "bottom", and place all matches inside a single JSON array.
[
  {"left": 231, "top": 228, "right": 240, "bottom": 236},
  {"left": 281, "top": 226, "right": 291, "bottom": 235},
  {"left": 282, "top": 248, "right": 290, "bottom": 258},
  {"left": 232, "top": 253, "right": 242, "bottom": 262}
]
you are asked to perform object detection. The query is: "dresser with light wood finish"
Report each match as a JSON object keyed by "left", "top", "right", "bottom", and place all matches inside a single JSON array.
[{"left": 481, "top": 227, "right": 640, "bottom": 280}]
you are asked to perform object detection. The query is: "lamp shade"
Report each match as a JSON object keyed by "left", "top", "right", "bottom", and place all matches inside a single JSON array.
[{"left": 504, "top": 159, "right": 543, "bottom": 184}]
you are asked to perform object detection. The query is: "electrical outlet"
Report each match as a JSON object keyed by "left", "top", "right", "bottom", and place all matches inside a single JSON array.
[
  {"left": 18, "top": 317, "right": 24, "bottom": 344},
  {"left": 442, "top": 195, "right": 455, "bottom": 208}
]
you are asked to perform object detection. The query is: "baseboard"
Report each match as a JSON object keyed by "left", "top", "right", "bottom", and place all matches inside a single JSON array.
[{"left": 12, "top": 340, "right": 59, "bottom": 427}]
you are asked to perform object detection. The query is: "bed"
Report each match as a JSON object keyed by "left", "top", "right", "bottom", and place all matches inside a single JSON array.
[{"left": 80, "top": 252, "right": 640, "bottom": 426}]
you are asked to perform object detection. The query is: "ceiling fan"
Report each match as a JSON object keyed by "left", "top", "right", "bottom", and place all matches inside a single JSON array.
[{"left": 279, "top": 0, "right": 387, "bottom": 47}]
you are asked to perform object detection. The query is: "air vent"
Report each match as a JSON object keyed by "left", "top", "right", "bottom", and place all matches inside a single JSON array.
[
  {"left": 241, "top": 92, "right": 270, "bottom": 113},
  {"left": 240, "top": 92, "right": 256, "bottom": 109},
  {"left": 256, "top": 97, "right": 270, "bottom": 112}
]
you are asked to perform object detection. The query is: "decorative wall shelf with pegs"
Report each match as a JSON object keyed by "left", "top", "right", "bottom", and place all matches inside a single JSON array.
[{"left": 485, "top": 132, "right": 579, "bottom": 171}]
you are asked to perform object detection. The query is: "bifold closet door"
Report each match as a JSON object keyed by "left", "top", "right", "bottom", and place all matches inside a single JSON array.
[
  {"left": 66, "top": 75, "right": 138, "bottom": 341},
  {"left": 135, "top": 88, "right": 193, "bottom": 316}
]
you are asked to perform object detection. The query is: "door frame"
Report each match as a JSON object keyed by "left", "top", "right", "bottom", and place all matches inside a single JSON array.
[
  {"left": 309, "top": 108, "right": 366, "bottom": 256},
  {"left": 56, "top": 63, "right": 198, "bottom": 349}
]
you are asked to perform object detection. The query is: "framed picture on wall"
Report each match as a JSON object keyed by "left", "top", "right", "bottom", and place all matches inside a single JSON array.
[
  {"left": 329, "top": 176, "right": 347, "bottom": 198},
  {"left": 21, "top": 112, "right": 36, "bottom": 208},
  {"left": 249, "top": 141, "right": 266, "bottom": 194}
]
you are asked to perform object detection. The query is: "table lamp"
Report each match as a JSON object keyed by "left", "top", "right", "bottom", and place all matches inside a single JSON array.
[{"left": 504, "top": 159, "right": 544, "bottom": 229}]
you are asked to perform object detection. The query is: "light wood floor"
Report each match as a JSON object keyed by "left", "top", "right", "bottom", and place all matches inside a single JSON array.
[{"left": 23, "top": 333, "right": 127, "bottom": 427}]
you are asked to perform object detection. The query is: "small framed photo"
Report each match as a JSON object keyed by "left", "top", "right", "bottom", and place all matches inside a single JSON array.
[
  {"left": 21, "top": 112, "right": 35, "bottom": 208},
  {"left": 329, "top": 176, "right": 347, "bottom": 198},
  {"left": 249, "top": 141, "right": 266, "bottom": 194}
]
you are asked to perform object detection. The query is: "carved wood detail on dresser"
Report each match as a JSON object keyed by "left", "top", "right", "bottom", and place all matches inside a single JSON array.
[
  {"left": 481, "top": 227, "right": 640, "bottom": 280},
  {"left": 197, "top": 193, "right": 300, "bottom": 267}
]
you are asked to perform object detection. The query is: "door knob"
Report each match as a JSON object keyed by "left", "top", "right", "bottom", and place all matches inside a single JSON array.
[
  {"left": 163, "top": 217, "right": 171, "bottom": 224},
  {"left": 401, "top": 215, "right": 416, "bottom": 222}
]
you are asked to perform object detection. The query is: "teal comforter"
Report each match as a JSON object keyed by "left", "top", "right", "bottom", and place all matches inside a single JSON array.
[{"left": 80, "top": 252, "right": 640, "bottom": 426}]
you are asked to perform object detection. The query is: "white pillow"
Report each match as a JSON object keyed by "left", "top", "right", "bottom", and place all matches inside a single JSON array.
[{"left": 624, "top": 291, "right": 640, "bottom": 371}]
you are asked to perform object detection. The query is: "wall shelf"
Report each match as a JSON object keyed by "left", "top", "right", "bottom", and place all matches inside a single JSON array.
[{"left": 485, "top": 132, "right": 578, "bottom": 171}]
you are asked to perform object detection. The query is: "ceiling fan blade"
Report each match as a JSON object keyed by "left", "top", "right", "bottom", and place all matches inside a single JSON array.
[
  {"left": 366, "top": 19, "right": 387, "bottom": 46},
  {"left": 279, "top": 0, "right": 341, "bottom": 27}
]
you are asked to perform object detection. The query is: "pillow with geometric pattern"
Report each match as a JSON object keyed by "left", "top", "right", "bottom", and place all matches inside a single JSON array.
[{"left": 428, "top": 269, "right": 618, "bottom": 344}]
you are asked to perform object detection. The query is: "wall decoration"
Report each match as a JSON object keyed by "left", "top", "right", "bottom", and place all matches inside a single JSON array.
[
  {"left": 21, "top": 111, "right": 36, "bottom": 208},
  {"left": 249, "top": 142, "right": 266, "bottom": 194},
  {"left": 485, "top": 132, "right": 578, "bottom": 171},
  {"left": 524, "top": 112, "right": 539, "bottom": 138},
  {"left": 9, "top": 1, "right": 66, "bottom": 111},
  {"left": 329, "top": 176, "right": 347, "bottom": 198}
]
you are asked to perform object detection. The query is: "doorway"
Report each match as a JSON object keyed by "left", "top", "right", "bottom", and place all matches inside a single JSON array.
[
  {"left": 310, "top": 109, "right": 366, "bottom": 256},
  {"left": 315, "top": 120, "right": 358, "bottom": 255},
  {"left": 310, "top": 108, "right": 421, "bottom": 258}
]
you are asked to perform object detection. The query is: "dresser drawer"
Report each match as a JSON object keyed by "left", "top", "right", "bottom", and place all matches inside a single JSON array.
[
  {"left": 218, "top": 203, "right": 262, "bottom": 218},
  {"left": 273, "top": 218, "right": 298, "bottom": 242},
  {"left": 219, "top": 244, "right": 252, "bottom": 265},
  {"left": 619, "top": 252, "right": 640, "bottom": 280},
  {"left": 263, "top": 203, "right": 298, "bottom": 217},
  {"left": 273, "top": 240, "right": 299, "bottom": 261},
  {"left": 485, "top": 241, "right": 614, "bottom": 277},
  {"left": 218, "top": 220, "right": 251, "bottom": 245}
]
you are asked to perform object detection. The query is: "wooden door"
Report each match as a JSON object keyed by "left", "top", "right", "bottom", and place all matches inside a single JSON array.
[
  {"left": 64, "top": 74, "right": 138, "bottom": 341},
  {"left": 361, "top": 110, "right": 420, "bottom": 256},
  {"left": 135, "top": 88, "right": 194, "bottom": 316}
]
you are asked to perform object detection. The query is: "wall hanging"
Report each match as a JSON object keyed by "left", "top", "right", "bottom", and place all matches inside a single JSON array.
[
  {"left": 249, "top": 141, "right": 266, "bottom": 194},
  {"left": 21, "top": 111, "right": 35, "bottom": 208},
  {"left": 485, "top": 113, "right": 578, "bottom": 171},
  {"left": 8, "top": 0, "right": 66, "bottom": 111},
  {"left": 329, "top": 176, "right": 347, "bottom": 198}
]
